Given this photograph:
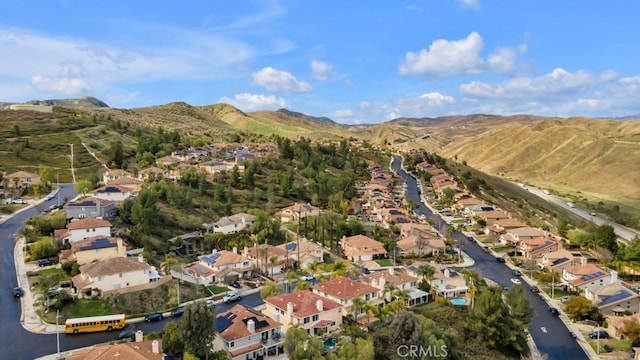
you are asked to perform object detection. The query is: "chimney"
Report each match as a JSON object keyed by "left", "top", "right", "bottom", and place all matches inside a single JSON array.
[
  {"left": 610, "top": 270, "right": 618, "bottom": 284},
  {"left": 137, "top": 255, "right": 144, "bottom": 263},
  {"left": 379, "top": 276, "right": 386, "bottom": 288},
  {"left": 135, "top": 330, "right": 143, "bottom": 342},
  {"left": 247, "top": 319, "right": 255, "bottom": 333},
  {"left": 152, "top": 340, "right": 160, "bottom": 354},
  {"left": 287, "top": 302, "right": 294, "bottom": 316},
  {"left": 388, "top": 267, "right": 395, "bottom": 276},
  {"left": 243, "top": 246, "right": 248, "bottom": 257},
  {"left": 316, "top": 299, "right": 323, "bottom": 312},
  {"left": 581, "top": 255, "right": 588, "bottom": 266},
  {"left": 232, "top": 246, "right": 238, "bottom": 254}
]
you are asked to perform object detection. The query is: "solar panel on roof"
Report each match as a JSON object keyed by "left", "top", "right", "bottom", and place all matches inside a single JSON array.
[
  {"left": 581, "top": 271, "right": 605, "bottom": 281},
  {"left": 551, "top": 257, "right": 569, "bottom": 266},
  {"left": 216, "top": 316, "right": 233, "bottom": 332},
  {"left": 203, "top": 253, "right": 222, "bottom": 264},
  {"left": 286, "top": 243, "right": 297, "bottom": 251},
  {"left": 598, "top": 290, "right": 633, "bottom": 306},
  {"left": 532, "top": 240, "right": 554, "bottom": 252},
  {"left": 78, "top": 237, "right": 114, "bottom": 251}
]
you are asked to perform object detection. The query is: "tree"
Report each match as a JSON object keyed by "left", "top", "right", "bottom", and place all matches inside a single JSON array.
[
  {"left": 466, "top": 287, "right": 509, "bottom": 348},
  {"left": 326, "top": 337, "right": 374, "bottom": 360},
  {"left": 38, "top": 165, "right": 55, "bottom": 186},
  {"left": 260, "top": 281, "right": 283, "bottom": 299},
  {"left": 295, "top": 280, "right": 311, "bottom": 292},
  {"left": 269, "top": 255, "right": 278, "bottom": 277},
  {"left": 564, "top": 295, "right": 595, "bottom": 320},
  {"left": 417, "top": 264, "right": 435, "bottom": 283},
  {"left": 351, "top": 296, "right": 365, "bottom": 321},
  {"left": 373, "top": 311, "right": 426, "bottom": 360},
  {"left": 109, "top": 140, "right": 125, "bottom": 168},
  {"left": 74, "top": 179, "right": 93, "bottom": 196},
  {"left": 162, "top": 321, "right": 184, "bottom": 355},
  {"left": 283, "top": 326, "right": 323, "bottom": 360},
  {"left": 328, "top": 259, "right": 348, "bottom": 278},
  {"left": 621, "top": 318, "right": 640, "bottom": 346},
  {"left": 504, "top": 285, "right": 534, "bottom": 352},
  {"left": 181, "top": 301, "right": 216, "bottom": 359},
  {"left": 161, "top": 252, "right": 179, "bottom": 275},
  {"left": 284, "top": 270, "right": 298, "bottom": 293},
  {"left": 382, "top": 283, "right": 398, "bottom": 303}
]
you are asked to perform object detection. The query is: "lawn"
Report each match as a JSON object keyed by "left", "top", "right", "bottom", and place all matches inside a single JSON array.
[
  {"left": 541, "top": 286, "right": 571, "bottom": 299},
  {"left": 589, "top": 338, "right": 632, "bottom": 353},
  {"left": 376, "top": 259, "right": 394, "bottom": 267},
  {"left": 491, "top": 246, "right": 513, "bottom": 253},
  {"left": 204, "top": 284, "right": 230, "bottom": 295},
  {"left": 43, "top": 299, "right": 115, "bottom": 323},
  {"left": 451, "top": 218, "right": 465, "bottom": 224},
  {"left": 475, "top": 235, "right": 492, "bottom": 243}
]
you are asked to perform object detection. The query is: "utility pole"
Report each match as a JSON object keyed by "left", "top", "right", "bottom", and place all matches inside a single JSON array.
[
  {"left": 56, "top": 309, "right": 61, "bottom": 357},
  {"left": 176, "top": 282, "right": 180, "bottom": 306}
]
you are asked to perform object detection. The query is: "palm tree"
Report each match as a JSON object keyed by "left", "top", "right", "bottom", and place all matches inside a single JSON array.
[
  {"left": 294, "top": 280, "right": 311, "bottom": 292},
  {"left": 160, "top": 252, "right": 179, "bottom": 276},
  {"left": 393, "top": 288, "right": 410, "bottom": 307},
  {"left": 362, "top": 303, "right": 377, "bottom": 327},
  {"left": 382, "top": 283, "right": 398, "bottom": 303},
  {"left": 329, "top": 259, "right": 348, "bottom": 278},
  {"left": 307, "top": 261, "right": 322, "bottom": 279},
  {"left": 269, "top": 255, "right": 278, "bottom": 277},
  {"left": 463, "top": 270, "right": 480, "bottom": 309},
  {"left": 351, "top": 296, "right": 365, "bottom": 322},
  {"left": 417, "top": 264, "right": 435, "bottom": 283},
  {"left": 284, "top": 270, "right": 298, "bottom": 293}
]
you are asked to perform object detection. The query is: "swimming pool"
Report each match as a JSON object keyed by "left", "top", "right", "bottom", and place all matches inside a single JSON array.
[
  {"left": 323, "top": 338, "right": 337, "bottom": 350},
  {"left": 450, "top": 297, "right": 468, "bottom": 306}
]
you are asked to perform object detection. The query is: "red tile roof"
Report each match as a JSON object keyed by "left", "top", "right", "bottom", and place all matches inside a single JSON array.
[
  {"left": 312, "top": 276, "right": 379, "bottom": 300},
  {"left": 216, "top": 304, "right": 281, "bottom": 342},
  {"left": 67, "top": 218, "right": 112, "bottom": 230},
  {"left": 265, "top": 290, "right": 342, "bottom": 318}
]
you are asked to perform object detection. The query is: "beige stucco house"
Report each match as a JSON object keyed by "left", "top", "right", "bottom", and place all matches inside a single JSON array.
[
  {"left": 263, "top": 290, "right": 343, "bottom": 335},
  {"left": 72, "top": 256, "right": 158, "bottom": 297},
  {"left": 59, "top": 236, "right": 127, "bottom": 265}
]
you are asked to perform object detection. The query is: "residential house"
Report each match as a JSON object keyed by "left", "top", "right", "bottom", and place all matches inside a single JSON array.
[
  {"left": 275, "top": 239, "right": 324, "bottom": 270},
  {"left": 263, "top": 290, "right": 342, "bottom": 335},
  {"left": 360, "top": 267, "right": 427, "bottom": 307},
  {"left": 519, "top": 237, "right": 559, "bottom": 260},
  {"left": 245, "top": 245, "right": 290, "bottom": 276},
  {"left": 489, "top": 218, "right": 528, "bottom": 235},
  {"left": 91, "top": 185, "right": 135, "bottom": 202},
  {"left": 3, "top": 171, "right": 41, "bottom": 188},
  {"left": 500, "top": 227, "right": 547, "bottom": 246},
  {"left": 72, "top": 256, "right": 159, "bottom": 297},
  {"left": 59, "top": 236, "right": 127, "bottom": 265},
  {"left": 197, "top": 160, "right": 243, "bottom": 175},
  {"left": 462, "top": 204, "right": 496, "bottom": 217},
  {"left": 203, "top": 213, "right": 256, "bottom": 234},
  {"left": 311, "top": 276, "right": 383, "bottom": 319},
  {"left": 397, "top": 224, "right": 446, "bottom": 256},
  {"left": 380, "top": 207, "right": 412, "bottom": 228},
  {"left": 107, "top": 177, "right": 143, "bottom": 192},
  {"left": 426, "top": 265, "right": 468, "bottom": 298},
  {"left": 278, "top": 203, "right": 322, "bottom": 223},
  {"left": 63, "top": 198, "right": 116, "bottom": 220},
  {"left": 64, "top": 338, "right": 163, "bottom": 360},
  {"left": 102, "top": 169, "right": 134, "bottom": 185},
  {"left": 585, "top": 282, "right": 640, "bottom": 316},
  {"left": 155, "top": 155, "right": 182, "bottom": 167},
  {"left": 538, "top": 249, "right": 587, "bottom": 273},
  {"left": 54, "top": 218, "right": 112, "bottom": 244},
  {"left": 186, "top": 249, "right": 253, "bottom": 285},
  {"left": 479, "top": 210, "right": 512, "bottom": 226},
  {"left": 562, "top": 264, "right": 616, "bottom": 291},
  {"left": 340, "top": 235, "right": 388, "bottom": 262},
  {"left": 137, "top": 166, "right": 166, "bottom": 182},
  {"left": 607, "top": 314, "right": 640, "bottom": 340},
  {"left": 214, "top": 304, "right": 284, "bottom": 360},
  {"left": 453, "top": 195, "right": 484, "bottom": 213}
]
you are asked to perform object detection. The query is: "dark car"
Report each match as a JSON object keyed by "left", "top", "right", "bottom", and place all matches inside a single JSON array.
[
  {"left": 530, "top": 286, "right": 540, "bottom": 293},
  {"left": 171, "top": 306, "right": 184, "bottom": 317},
  {"left": 588, "top": 330, "right": 609, "bottom": 339},
  {"left": 229, "top": 280, "right": 241, "bottom": 289},
  {"left": 13, "top": 287, "right": 24, "bottom": 297},
  {"left": 549, "top": 307, "right": 559, "bottom": 315},
  {"left": 512, "top": 269, "right": 522, "bottom": 276},
  {"left": 144, "top": 312, "right": 164, "bottom": 322},
  {"left": 496, "top": 257, "right": 506, "bottom": 263},
  {"left": 118, "top": 330, "right": 136, "bottom": 340},
  {"left": 38, "top": 258, "right": 56, "bottom": 267},
  {"left": 363, "top": 267, "right": 371, "bottom": 274}
]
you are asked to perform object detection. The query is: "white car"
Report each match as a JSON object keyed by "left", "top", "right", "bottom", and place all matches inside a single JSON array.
[
  {"left": 300, "top": 275, "right": 314, "bottom": 281},
  {"left": 223, "top": 292, "right": 241, "bottom": 303},
  {"left": 510, "top": 278, "right": 522, "bottom": 285},
  {"left": 560, "top": 296, "right": 571, "bottom": 303},
  {"left": 45, "top": 193, "right": 55, "bottom": 201},
  {"left": 12, "top": 198, "right": 27, "bottom": 204}
]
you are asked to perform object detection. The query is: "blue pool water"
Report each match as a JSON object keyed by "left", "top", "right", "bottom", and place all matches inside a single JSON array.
[
  {"left": 450, "top": 297, "right": 468, "bottom": 306},
  {"left": 324, "top": 338, "right": 337, "bottom": 349}
]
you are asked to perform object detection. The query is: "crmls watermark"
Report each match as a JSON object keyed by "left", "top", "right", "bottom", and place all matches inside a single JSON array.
[{"left": 397, "top": 344, "right": 449, "bottom": 358}]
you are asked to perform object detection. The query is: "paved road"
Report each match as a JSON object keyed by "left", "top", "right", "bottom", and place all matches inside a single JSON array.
[
  {"left": 0, "top": 184, "right": 267, "bottom": 359},
  {"left": 390, "top": 155, "right": 589, "bottom": 360},
  {"left": 525, "top": 185, "right": 639, "bottom": 242}
]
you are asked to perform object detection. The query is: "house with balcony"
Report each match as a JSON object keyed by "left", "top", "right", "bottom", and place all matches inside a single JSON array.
[
  {"left": 311, "top": 276, "right": 383, "bottom": 319},
  {"left": 427, "top": 265, "right": 468, "bottom": 298},
  {"left": 64, "top": 198, "right": 116, "bottom": 220},
  {"left": 245, "top": 245, "right": 290, "bottom": 276},
  {"left": 396, "top": 225, "right": 446, "bottom": 256},
  {"left": 489, "top": 218, "right": 528, "bottom": 235},
  {"left": 538, "top": 249, "right": 587, "bottom": 273},
  {"left": 585, "top": 282, "right": 640, "bottom": 316},
  {"left": 72, "top": 256, "right": 159, "bottom": 298},
  {"left": 360, "top": 267, "right": 427, "bottom": 306},
  {"left": 214, "top": 304, "right": 284, "bottom": 360},
  {"left": 275, "top": 239, "right": 324, "bottom": 270},
  {"left": 263, "top": 290, "right": 343, "bottom": 335},
  {"left": 202, "top": 213, "right": 256, "bottom": 234},
  {"left": 3, "top": 171, "right": 41, "bottom": 189},
  {"left": 59, "top": 236, "right": 127, "bottom": 265},
  {"left": 186, "top": 249, "right": 253, "bottom": 285},
  {"left": 278, "top": 203, "right": 322, "bottom": 223},
  {"left": 340, "top": 235, "right": 388, "bottom": 263},
  {"left": 500, "top": 227, "right": 547, "bottom": 246},
  {"left": 91, "top": 185, "right": 135, "bottom": 202},
  {"left": 54, "top": 218, "right": 112, "bottom": 244},
  {"left": 519, "top": 237, "right": 559, "bottom": 260},
  {"left": 562, "top": 264, "right": 616, "bottom": 291}
]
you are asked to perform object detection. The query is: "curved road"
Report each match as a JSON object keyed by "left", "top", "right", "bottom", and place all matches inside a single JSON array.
[
  {"left": 1, "top": 184, "right": 264, "bottom": 359},
  {"left": 391, "top": 155, "right": 589, "bottom": 360},
  {"left": 525, "top": 185, "right": 639, "bottom": 242}
]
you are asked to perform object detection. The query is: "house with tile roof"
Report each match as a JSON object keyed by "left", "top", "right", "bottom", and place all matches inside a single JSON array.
[
  {"left": 63, "top": 197, "right": 116, "bottom": 220},
  {"left": 55, "top": 218, "right": 112, "bottom": 244},
  {"left": 263, "top": 290, "right": 343, "bottom": 335},
  {"left": 59, "top": 236, "right": 127, "bottom": 265},
  {"left": 91, "top": 185, "right": 135, "bottom": 202},
  {"left": 428, "top": 264, "right": 468, "bottom": 298},
  {"left": 340, "top": 235, "right": 388, "bottom": 262},
  {"left": 360, "top": 267, "right": 428, "bottom": 307},
  {"left": 311, "top": 276, "right": 383, "bottom": 318},
  {"left": 500, "top": 226, "right": 547, "bottom": 246},
  {"left": 245, "top": 244, "right": 290, "bottom": 276},
  {"left": 214, "top": 304, "right": 284, "bottom": 360},
  {"left": 562, "top": 264, "right": 616, "bottom": 291},
  {"left": 186, "top": 249, "right": 254, "bottom": 285},
  {"left": 102, "top": 169, "right": 134, "bottom": 185},
  {"left": 585, "top": 282, "right": 640, "bottom": 316},
  {"left": 202, "top": 212, "right": 256, "bottom": 234},
  {"left": 275, "top": 239, "right": 324, "bottom": 270},
  {"left": 518, "top": 237, "right": 559, "bottom": 260},
  {"left": 538, "top": 249, "right": 587, "bottom": 273},
  {"left": 278, "top": 203, "right": 322, "bottom": 223},
  {"left": 72, "top": 256, "right": 158, "bottom": 298},
  {"left": 155, "top": 155, "right": 182, "bottom": 167},
  {"left": 489, "top": 218, "right": 528, "bottom": 235},
  {"left": 64, "top": 338, "right": 163, "bottom": 360},
  {"left": 3, "top": 170, "right": 41, "bottom": 188},
  {"left": 137, "top": 166, "right": 167, "bottom": 182},
  {"left": 396, "top": 225, "right": 446, "bottom": 256}
]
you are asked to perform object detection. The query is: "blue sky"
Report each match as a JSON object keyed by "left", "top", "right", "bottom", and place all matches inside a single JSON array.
[{"left": 2, "top": 0, "right": 640, "bottom": 124}]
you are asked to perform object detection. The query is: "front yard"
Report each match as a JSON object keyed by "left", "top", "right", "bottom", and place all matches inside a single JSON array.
[{"left": 375, "top": 259, "right": 394, "bottom": 267}]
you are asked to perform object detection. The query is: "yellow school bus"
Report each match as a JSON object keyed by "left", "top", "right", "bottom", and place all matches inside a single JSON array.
[{"left": 65, "top": 314, "right": 126, "bottom": 334}]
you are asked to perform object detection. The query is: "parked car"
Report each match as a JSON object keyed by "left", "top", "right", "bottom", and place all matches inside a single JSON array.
[
  {"left": 588, "top": 330, "right": 609, "bottom": 339},
  {"left": 171, "top": 306, "right": 185, "bottom": 317},
  {"left": 512, "top": 269, "right": 522, "bottom": 276},
  {"left": 144, "top": 312, "right": 164, "bottom": 322},
  {"left": 45, "top": 193, "right": 55, "bottom": 201},
  {"left": 38, "top": 258, "right": 57, "bottom": 267},
  {"left": 205, "top": 299, "right": 215, "bottom": 308},
  {"left": 510, "top": 278, "right": 522, "bottom": 285},
  {"left": 229, "top": 280, "right": 242, "bottom": 289},
  {"left": 363, "top": 267, "right": 371, "bottom": 274},
  {"left": 300, "top": 274, "right": 314, "bottom": 281},
  {"left": 223, "top": 292, "right": 241, "bottom": 303},
  {"left": 549, "top": 307, "right": 559, "bottom": 315},
  {"left": 13, "top": 287, "right": 24, "bottom": 297},
  {"left": 118, "top": 330, "right": 136, "bottom": 340},
  {"left": 530, "top": 286, "right": 540, "bottom": 293},
  {"left": 560, "top": 296, "right": 571, "bottom": 303},
  {"left": 496, "top": 257, "right": 506, "bottom": 263}
]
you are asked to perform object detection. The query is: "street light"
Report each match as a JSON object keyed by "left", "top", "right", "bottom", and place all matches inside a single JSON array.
[
  {"left": 583, "top": 319, "right": 601, "bottom": 355},
  {"left": 56, "top": 309, "right": 62, "bottom": 357}
]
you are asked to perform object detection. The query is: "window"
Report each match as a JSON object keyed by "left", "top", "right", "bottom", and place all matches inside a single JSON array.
[
  {"left": 119, "top": 273, "right": 124, "bottom": 278},
  {"left": 230, "top": 342, "right": 234, "bottom": 348},
  {"left": 365, "top": 294, "right": 370, "bottom": 301},
  {"left": 312, "top": 315, "right": 319, "bottom": 321},
  {"left": 304, "top": 317, "right": 310, "bottom": 324}
]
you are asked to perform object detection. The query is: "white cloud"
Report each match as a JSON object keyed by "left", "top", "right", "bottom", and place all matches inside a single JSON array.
[
  {"left": 458, "top": 0, "right": 480, "bottom": 9},
  {"left": 252, "top": 67, "right": 313, "bottom": 93},
  {"left": 31, "top": 75, "right": 92, "bottom": 95},
  {"left": 218, "top": 93, "right": 287, "bottom": 111},
  {"left": 487, "top": 47, "right": 517, "bottom": 73},
  {"left": 419, "top": 92, "right": 456, "bottom": 106},
  {"left": 399, "top": 32, "right": 484, "bottom": 76},
  {"left": 310, "top": 60, "right": 333, "bottom": 81},
  {"left": 332, "top": 109, "right": 353, "bottom": 118}
]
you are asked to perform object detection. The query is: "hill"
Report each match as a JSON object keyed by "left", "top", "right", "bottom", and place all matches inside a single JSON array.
[{"left": 0, "top": 96, "right": 109, "bottom": 109}]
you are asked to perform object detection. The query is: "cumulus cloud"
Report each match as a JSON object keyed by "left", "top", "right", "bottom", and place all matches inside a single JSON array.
[
  {"left": 419, "top": 92, "right": 456, "bottom": 106},
  {"left": 310, "top": 60, "right": 333, "bottom": 80},
  {"left": 218, "top": 93, "right": 287, "bottom": 111},
  {"left": 399, "top": 32, "right": 484, "bottom": 76},
  {"left": 252, "top": 67, "right": 313, "bottom": 93},
  {"left": 31, "top": 75, "right": 92, "bottom": 95},
  {"left": 332, "top": 109, "right": 353, "bottom": 118}
]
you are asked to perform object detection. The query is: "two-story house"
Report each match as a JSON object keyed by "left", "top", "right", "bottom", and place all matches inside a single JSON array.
[
  {"left": 203, "top": 213, "right": 256, "bottom": 234},
  {"left": 275, "top": 239, "right": 324, "bottom": 270},
  {"left": 65, "top": 338, "right": 163, "bottom": 360},
  {"left": 562, "top": 264, "right": 616, "bottom": 291},
  {"left": 585, "top": 282, "right": 640, "bottom": 316},
  {"left": 186, "top": 249, "right": 253, "bottom": 285},
  {"left": 311, "top": 276, "right": 383, "bottom": 319},
  {"left": 538, "top": 249, "right": 587, "bottom": 273},
  {"left": 424, "top": 265, "right": 468, "bottom": 299},
  {"left": 340, "top": 235, "right": 388, "bottom": 262},
  {"left": 360, "top": 267, "right": 427, "bottom": 306},
  {"left": 3, "top": 171, "right": 41, "bottom": 189},
  {"left": 396, "top": 228, "right": 446, "bottom": 256},
  {"left": 500, "top": 227, "right": 547, "bottom": 246},
  {"left": 63, "top": 197, "right": 116, "bottom": 220},
  {"left": 91, "top": 185, "right": 135, "bottom": 202},
  {"left": 54, "top": 218, "right": 112, "bottom": 244},
  {"left": 102, "top": 169, "right": 134, "bottom": 185},
  {"left": 59, "top": 236, "right": 127, "bottom": 265},
  {"left": 214, "top": 304, "right": 284, "bottom": 360},
  {"left": 245, "top": 245, "right": 289, "bottom": 276},
  {"left": 263, "top": 290, "right": 343, "bottom": 336},
  {"left": 519, "top": 237, "right": 558, "bottom": 260},
  {"left": 72, "top": 256, "right": 157, "bottom": 298},
  {"left": 278, "top": 203, "right": 322, "bottom": 223}
]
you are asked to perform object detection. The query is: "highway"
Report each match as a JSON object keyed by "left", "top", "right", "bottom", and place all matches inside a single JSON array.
[
  {"left": 525, "top": 185, "right": 639, "bottom": 242},
  {"left": 0, "top": 185, "right": 265, "bottom": 359},
  {"left": 390, "top": 155, "right": 589, "bottom": 360}
]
